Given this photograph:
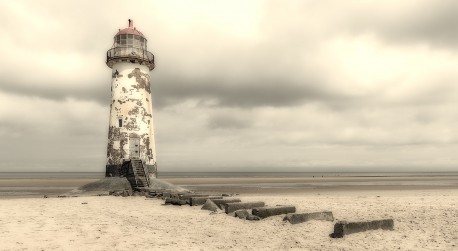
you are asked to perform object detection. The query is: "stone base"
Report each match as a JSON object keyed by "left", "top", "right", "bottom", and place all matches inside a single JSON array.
[
  {"left": 106, "top": 163, "right": 158, "bottom": 178},
  {"left": 105, "top": 164, "right": 122, "bottom": 177}
]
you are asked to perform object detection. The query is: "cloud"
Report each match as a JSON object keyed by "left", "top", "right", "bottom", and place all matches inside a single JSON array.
[
  {"left": 344, "top": 0, "right": 458, "bottom": 48},
  {"left": 1, "top": 0, "right": 458, "bottom": 172},
  {"left": 207, "top": 113, "right": 252, "bottom": 130}
]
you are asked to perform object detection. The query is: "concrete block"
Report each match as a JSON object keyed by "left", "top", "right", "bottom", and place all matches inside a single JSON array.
[
  {"left": 164, "top": 198, "right": 187, "bottom": 206},
  {"left": 252, "top": 206, "right": 296, "bottom": 219},
  {"left": 330, "top": 219, "right": 394, "bottom": 238},
  {"left": 170, "top": 193, "right": 182, "bottom": 199},
  {"left": 190, "top": 196, "right": 223, "bottom": 206},
  {"left": 225, "top": 202, "right": 265, "bottom": 214},
  {"left": 210, "top": 199, "right": 242, "bottom": 209},
  {"left": 246, "top": 214, "right": 261, "bottom": 221},
  {"left": 283, "top": 211, "right": 334, "bottom": 224},
  {"left": 201, "top": 199, "right": 219, "bottom": 212},
  {"left": 180, "top": 194, "right": 210, "bottom": 204},
  {"left": 180, "top": 194, "right": 209, "bottom": 199},
  {"left": 234, "top": 210, "right": 249, "bottom": 219}
]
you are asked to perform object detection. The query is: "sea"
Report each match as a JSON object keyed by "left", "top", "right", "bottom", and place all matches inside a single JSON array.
[
  {"left": 1, "top": 172, "right": 458, "bottom": 197},
  {"left": 1, "top": 171, "right": 458, "bottom": 179}
]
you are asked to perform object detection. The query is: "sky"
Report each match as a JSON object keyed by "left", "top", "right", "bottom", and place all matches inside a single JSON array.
[{"left": 1, "top": 0, "right": 458, "bottom": 173}]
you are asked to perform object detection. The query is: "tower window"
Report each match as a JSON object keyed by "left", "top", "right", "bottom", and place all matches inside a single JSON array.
[{"left": 118, "top": 118, "right": 122, "bottom": 127}]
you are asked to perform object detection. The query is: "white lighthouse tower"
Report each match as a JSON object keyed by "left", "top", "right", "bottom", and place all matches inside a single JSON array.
[{"left": 105, "top": 19, "right": 157, "bottom": 187}]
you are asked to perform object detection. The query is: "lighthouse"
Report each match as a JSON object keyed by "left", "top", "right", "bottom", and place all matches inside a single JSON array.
[{"left": 105, "top": 19, "right": 157, "bottom": 187}]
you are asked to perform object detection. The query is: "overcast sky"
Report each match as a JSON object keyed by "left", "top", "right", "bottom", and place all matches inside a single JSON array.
[{"left": 1, "top": 0, "right": 458, "bottom": 173}]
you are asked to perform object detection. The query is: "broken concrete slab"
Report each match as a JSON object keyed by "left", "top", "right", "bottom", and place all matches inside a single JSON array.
[
  {"left": 201, "top": 199, "right": 219, "bottom": 212},
  {"left": 164, "top": 198, "right": 187, "bottom": 206},
  {"left": 330, "top": 219, "right": 394, "bottom": 238},
  {"left": 224, "top": 202, "right": 265, "bottom": 214},
  {"left": 210, "top": 198, "right": 242, "bottom": 209},
  {"left": 179, "top": 194, "right": 210, "bottom": 204},
  {"left": 234, "top": 210, "right": 249, "bottom": 219},
  {"left": 190, "top": 197, "right": 223, "bottom": 206},
  {"left": 180, "top": 194, "right": 210, "bottom": 199},
  {"left": 252, "top": 206, "right": 296, "bottom": 219},
  {"left": 283, "top": 211, "right": 334, "bottom": 224}
]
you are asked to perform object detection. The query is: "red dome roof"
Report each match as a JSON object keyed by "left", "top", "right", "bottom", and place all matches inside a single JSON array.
[{"left": 115, "top": 19, "right": 145, "bottom": 38}]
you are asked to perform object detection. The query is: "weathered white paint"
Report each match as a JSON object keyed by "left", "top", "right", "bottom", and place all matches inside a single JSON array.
[{"left": 106, "top": 61, "right": 157, "bottom": 179}]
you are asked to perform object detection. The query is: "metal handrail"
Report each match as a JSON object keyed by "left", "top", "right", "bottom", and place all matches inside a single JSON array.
[
  {"left": 106, "top": 47, "right": 154, "bottom": 66},
  {"left": 143, "top": 163, "right": 150, "bottom": 187}
]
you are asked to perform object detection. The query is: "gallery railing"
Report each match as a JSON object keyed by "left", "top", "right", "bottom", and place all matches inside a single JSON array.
[{"left": 106, "top": 47, "right": 155, "bottom": 69}]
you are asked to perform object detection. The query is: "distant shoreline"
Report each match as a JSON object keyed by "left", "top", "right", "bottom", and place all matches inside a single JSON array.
[{"left": 1, "top": 171, "right": 458, "bottom": 179}]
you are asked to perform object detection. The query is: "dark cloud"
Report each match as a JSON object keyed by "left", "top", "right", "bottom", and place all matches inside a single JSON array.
[
  {"left": 0, "top": 81, "right": 110, "bottom": 105},
  {"left": 152, "top": 74, "right": 346, "bottom": 108},
  {"left": 347, "top": 1, "right": 458, "bottom": 48},
  {"left": 207, "top": 114, "right": 251, "bottom": 130}
]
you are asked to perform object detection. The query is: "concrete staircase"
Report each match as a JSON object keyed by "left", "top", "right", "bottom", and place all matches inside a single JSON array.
[{"left": 129, "top": 159, "right": 149, "bottom": 188}]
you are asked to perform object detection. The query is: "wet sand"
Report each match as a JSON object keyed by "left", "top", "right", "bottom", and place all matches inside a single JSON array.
[
  {"left": 0, "top": 178, "right": 100, "bottom": 198},
  {"left": 164, "top": 175, "right": 458, "bottom": 195}
]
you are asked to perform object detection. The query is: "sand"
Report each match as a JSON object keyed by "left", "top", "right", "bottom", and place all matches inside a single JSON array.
[{"left": 1, "top": 188, "right": 457, "bottom": 250}]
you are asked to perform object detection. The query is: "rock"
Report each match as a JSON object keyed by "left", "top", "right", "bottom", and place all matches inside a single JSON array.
[
  {"left": 221, "top": 194, "right": 230, "bottom": 197},
  {"left": 201, "top": 199, "right": 219, "bottom": 212},
  {"left": 171, "top": 193, "right": 183, "bottom": 199},
  {"left": 252, "top": 206, "right": 296, "bottom": 219},
  {"left": 190, "top": 197, "right": 223, "bottom": 206},
  {"left": 284, "top": 211, "right": 334, "bottom": 224},
  {"left": 111, "top": 190, "right": 123, "bottom": 196},
  {"left": 234, "top": 210, "right": 249, "bottom": 219},
  {"left": 224, "top": 202, "right": 265, "bottom": 214},
  {"left": 246, "top": 214, "right": 261, "bottom": 221},
  {"left": 330, "top": 219, "right": 394, "bottom": 238},
  {"left": 43, "top": 195, "right": 48, "bottom": 198},
  {"left": 210, "top": 199, "right": 242, "bottom": 209},
  {"left": 164, "top": 198, "right": 187, "bottom": 206},
  {"left": 162, "top": 192, "right": 171, "bottom": 198},
  {"left": 81, "top": 202, "right": 88, "bottom": 205},
  {"left": 121, "top": 190, "right": 132, "bottom": 197}
]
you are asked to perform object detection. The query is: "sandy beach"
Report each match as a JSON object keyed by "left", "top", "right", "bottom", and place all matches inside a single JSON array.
[{"left": 1, "top": 175, "right": 458, "bottom": 250}]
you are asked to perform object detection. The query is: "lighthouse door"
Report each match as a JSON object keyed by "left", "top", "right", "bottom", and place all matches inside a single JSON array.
[{"left": 129, "top": 137, "right": 140, "bottom": 159}]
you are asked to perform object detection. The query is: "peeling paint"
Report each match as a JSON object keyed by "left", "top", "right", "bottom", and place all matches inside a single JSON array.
[
  {"left": 128, "top": 68, "right": 151, "bottom": 93},
  {"left": 106, "top": 62, "right": 157, "bottom": 180},
  {"left": 128, "top": 107, "right": 139, "bottom": 115}
]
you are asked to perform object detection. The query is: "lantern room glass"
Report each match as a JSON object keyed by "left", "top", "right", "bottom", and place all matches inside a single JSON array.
[{"left": 114, "top": 34, "right": 147, "bottom": 50}]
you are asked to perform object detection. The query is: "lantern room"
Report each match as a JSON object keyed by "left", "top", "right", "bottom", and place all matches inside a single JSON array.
[
  {"left": 106, "top": 19, "right": 155, "bottom": 70},
  {"left": 114, "top": 19, "right": 147, "bottom": 50}
]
